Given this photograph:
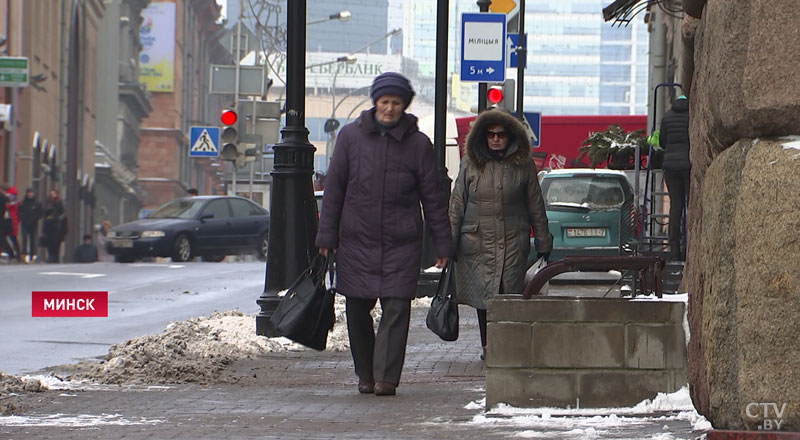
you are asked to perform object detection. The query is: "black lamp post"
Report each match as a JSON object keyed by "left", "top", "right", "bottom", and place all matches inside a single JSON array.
[{"left": 256, "top": 0, "right": 318, "bottom": 337}]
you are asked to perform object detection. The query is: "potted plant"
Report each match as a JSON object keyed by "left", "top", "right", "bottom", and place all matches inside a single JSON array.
[{"left": 577, "top": 125, "right": 655, "bottom": 169}]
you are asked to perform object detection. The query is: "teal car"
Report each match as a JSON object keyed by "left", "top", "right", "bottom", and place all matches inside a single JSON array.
[{"left": 537, "top": 169, "right": 637, "bottom": 262}]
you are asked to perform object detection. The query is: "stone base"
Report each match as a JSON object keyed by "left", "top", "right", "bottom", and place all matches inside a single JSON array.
[
  {"left": 707, "top": 430, "right": 800, "bottom": 440},
  {"left": 486, "top": 296, "right": 687, "bottom": 408}
]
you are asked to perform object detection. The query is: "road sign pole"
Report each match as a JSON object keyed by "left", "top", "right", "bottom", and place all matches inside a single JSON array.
[
  {"left": 477, "top": 0, "right": 491, "bottom": 113},
  {"left": 516, "top": 0, "right": 526, "bottom": 120}
]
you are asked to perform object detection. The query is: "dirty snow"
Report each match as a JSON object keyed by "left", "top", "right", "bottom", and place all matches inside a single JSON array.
[
  {"left": 58, "top": 295, "right": 431, "bottom": 385},
  {"left": 0, "top": 372, "right": 47, "bottom": 414}
]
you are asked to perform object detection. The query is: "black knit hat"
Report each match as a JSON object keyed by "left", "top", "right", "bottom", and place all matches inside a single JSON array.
[{"left": 370, "top": 72, "right": 415, "bottom": 108}]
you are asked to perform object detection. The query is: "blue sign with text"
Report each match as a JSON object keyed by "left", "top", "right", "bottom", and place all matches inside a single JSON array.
[{"left": 460, "top": 13, "right": 507, "bottom": 83}]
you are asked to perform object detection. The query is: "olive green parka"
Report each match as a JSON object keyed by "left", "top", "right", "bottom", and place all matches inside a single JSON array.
[{"left": 449, "top": 109, "right": 553, "bottom": 309}]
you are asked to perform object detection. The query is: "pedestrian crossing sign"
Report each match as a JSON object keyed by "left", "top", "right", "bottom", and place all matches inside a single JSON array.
[{"left": 189, "top": 126, "right": 221, "bottom": 157}]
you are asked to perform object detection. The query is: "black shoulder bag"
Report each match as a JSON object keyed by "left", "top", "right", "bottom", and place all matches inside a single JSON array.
[
  {"left": 426, "top": 259, "right": 459, "bottom": 341},
  {"left": 270, "top": 254, "right": 336, "bottom": 351}
]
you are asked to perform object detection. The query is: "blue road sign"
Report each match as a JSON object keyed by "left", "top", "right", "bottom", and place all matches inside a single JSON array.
[
  {"left": 460, "top": 13, "right": 506, "bottom": 83},
  {"left": 189, "top": 126, "right": 220, "bottom": 157},
  {"left": 523, "top": 112, "right": 542, "bottom": 148},
  {"left": 507, "top": 33, "right": 528, "bottom": 69}
]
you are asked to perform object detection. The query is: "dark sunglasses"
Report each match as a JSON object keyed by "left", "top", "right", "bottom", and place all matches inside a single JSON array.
[{"left": 486, "top": 130, "right": 507, "bottom": 140}]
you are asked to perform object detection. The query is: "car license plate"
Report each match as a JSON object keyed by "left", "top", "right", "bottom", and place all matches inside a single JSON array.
[
  {"left": 111, "top": 239, "right": 134, "bottom": 248},
  {"left": 566, "top": 228, "right": 606, "bottom": 238}
]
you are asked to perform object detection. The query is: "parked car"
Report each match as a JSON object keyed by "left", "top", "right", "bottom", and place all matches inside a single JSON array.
[
  {"left": 536, "top": 168, "right": 636, "bottom": 262},
  {"left": 106, "top": 196, "right": 270, "bottom": 263}
]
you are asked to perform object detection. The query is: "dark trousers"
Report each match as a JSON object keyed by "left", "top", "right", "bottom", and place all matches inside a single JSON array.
[
  {"left": 46, "top": 240, "right": 61, "bottom": 263},
  {"left": 0, "top": 233, "right": 14, "bottom": 258},
  {"left": 21, "top": 224, "right": 36, "bottom": 256},
  {"left": 345, "top": 297, "right": 411, "bottom": 386},
  {"left": 664, "top": 169, "right": 690, "bottom": 260}
]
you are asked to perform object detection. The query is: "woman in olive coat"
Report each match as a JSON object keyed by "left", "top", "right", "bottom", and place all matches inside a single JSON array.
[
  {"left": 316, "top": 72, "right": 452, "bottom": 396},
  {"left": 450, "top": 109, "right": 553, "bottom": 356}
]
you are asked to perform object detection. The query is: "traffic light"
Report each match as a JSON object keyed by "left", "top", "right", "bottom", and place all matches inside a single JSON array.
[
  {"left": 219, "top": 108, "right": 239, "bottom": 161},
  {"left": 487, "top": 79, "right": 515, "bottom": 112}
]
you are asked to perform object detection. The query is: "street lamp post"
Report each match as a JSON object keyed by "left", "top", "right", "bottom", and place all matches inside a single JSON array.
[{"left": 256, "top": 0, "right": 318, "bottom": 337}]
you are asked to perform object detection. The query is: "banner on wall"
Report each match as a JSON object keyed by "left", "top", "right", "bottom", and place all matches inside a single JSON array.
[{"left": 139, "top": 1, "right": 175, "bottom": 92}]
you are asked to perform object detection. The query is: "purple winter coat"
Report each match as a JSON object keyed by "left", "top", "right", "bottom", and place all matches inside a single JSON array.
[{"left": 316, "top": 108, "right": 452, "bottom": 299}]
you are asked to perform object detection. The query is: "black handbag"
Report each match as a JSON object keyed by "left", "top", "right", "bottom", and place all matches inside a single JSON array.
[
  {"left": 426, "top": 260, "right": 459, "bottom": 341},
  {"left": 270, "top": 254, "right": 336, "bottom": 351}
]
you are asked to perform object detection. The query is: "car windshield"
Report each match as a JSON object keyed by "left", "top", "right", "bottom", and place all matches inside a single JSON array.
[
  {"left": 148, "top": 199, "right": 204, "bottom": 219},
  {"left": 544, "top": 176, "right": 625, "bottom": 209}
]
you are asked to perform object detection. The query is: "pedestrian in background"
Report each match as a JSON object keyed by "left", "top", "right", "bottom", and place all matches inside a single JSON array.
[
  {"left": 316, "top": 72, "right": 452, "bottom": 397},
  {"left": 0, "top": 184, "right": 21, "bottom": 262},
  {"left": 187, "top": 188, "right": 199, "bottom": 197},
  {"left": 0, "top": 185, "right": 15, "bottom": 261},
  {"left": 95, "top": 220, "right": 114, "bottom": 262},
  {"left": 42, "top": 189, "right": 68, "bottom": 263},
  {"left": 449, "top": 109, "right": 553, "bottom": 360},
  {"left": 72, "top": 234, "right": 99, "bottom": 263},
  {"left": 659, "top": 95, "right": 691, "bottom": 261},
  {"left": 19, "top": 188, "right": 43, "bottom": 263}
]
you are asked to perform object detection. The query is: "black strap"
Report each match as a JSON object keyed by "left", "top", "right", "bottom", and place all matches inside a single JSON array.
[{"left": 436, "top": 260, "right": 454, "bottom": 300}]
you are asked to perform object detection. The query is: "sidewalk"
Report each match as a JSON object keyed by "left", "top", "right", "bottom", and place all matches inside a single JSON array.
[{"left": 0, "top": 305, "right": 705, "bottom": 439}]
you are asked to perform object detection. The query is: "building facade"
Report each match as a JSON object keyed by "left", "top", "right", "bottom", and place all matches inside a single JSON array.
[
  {"left": 136, "top": 0, "right": 231, "bottom": 212},
  {"left": 95, "top": 0, "right": 152, "bottom": 227}
]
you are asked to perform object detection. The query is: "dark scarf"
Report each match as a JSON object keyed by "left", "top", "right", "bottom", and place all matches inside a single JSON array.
[{"left": 489, "top": 148, "right": 507, "bottom": 160}]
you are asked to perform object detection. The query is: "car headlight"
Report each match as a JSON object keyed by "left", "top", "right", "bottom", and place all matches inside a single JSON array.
[
  {"left": 140, "top": 230, "right": 165, "bottom": 238},
  {"left": 107, "top": 231, "right": 117, "bottom": 238}
]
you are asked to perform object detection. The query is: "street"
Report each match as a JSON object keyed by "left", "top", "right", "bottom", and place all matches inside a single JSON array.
[
  {"left": 0, "top": 261, "right": 266, "bottom": 375},
  {"left": 0, "top": 260, "right": 625, "bottom": 376}
]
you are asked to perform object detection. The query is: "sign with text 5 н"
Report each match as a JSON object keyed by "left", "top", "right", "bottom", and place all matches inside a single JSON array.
[{"left": 460, "top": 13, "right": 506, "bottom": 83}]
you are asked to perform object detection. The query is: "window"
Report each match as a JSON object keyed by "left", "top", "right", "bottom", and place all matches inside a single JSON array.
[
  {"left": 543, "top": 176, "right": 626, "bottom": 207},
  {"left": 203, "top": 199, "right": 232, "bottom": 219},
  {"left": 230, "top": 198, "right": 264, "bottom": 217}
]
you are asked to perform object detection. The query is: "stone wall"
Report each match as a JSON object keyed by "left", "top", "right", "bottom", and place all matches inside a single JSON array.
[
  {"left": 684, "top": 0, "right": 800, "bottom": 431},
  {"left": 486, "top": 297, "right": 687, "bottom": 408}
]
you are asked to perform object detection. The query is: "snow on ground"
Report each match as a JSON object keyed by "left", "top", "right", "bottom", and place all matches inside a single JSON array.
[
  {"left": 462, "top": 387, "right": 711, "bottom": 439},
  {"left": 15, "top": 295, "right": 432, "bottom": 386},
  {"left": 780, "top": 136, "right": 800, "bottom": 150},
  {"left": 0, "top": 413, "right": 164, "bottom": 427}
]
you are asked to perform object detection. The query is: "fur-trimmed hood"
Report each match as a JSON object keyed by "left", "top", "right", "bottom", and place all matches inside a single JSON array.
[{"left": 464, "top": 109, "right": 532, "bottom": 168}]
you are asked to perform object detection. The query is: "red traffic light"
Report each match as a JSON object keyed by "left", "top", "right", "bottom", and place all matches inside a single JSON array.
[
  {"left": 487, "top": 87, "right": 504, "bottom": 105},
  {"left": 220, "top": 109, "right": 237, "bottom": 126}
]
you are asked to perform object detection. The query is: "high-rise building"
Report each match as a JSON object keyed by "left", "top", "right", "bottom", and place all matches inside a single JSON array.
[{"left": 398, "top": 0, "right": 648, "bottom": 115}]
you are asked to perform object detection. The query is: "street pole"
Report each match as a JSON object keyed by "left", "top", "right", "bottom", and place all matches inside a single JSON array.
[
  {"left": 65, "top": 0, "right": 81, "bottom": 263},
  {"left": 477, "top": 0, "right": 491, "bottom": 113},
  {"left": 434, "top": 1, "right": 448, "bottom": 170},
  {"left": 231, "top": 0, "right": 243, "bottom": 196},
  {"left": 256, "top": 0, "right": 318, "bottom": 336},
  {"left": 515, "top": 0, "right": 526, "bottom": 120},
  {"left": 417, "top": 0, "right": 452, "bottom": 270}
]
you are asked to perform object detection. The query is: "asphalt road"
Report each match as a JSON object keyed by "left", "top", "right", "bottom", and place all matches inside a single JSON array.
[{"left": 0, "top": 261, "right": 267, "bottom": 375}]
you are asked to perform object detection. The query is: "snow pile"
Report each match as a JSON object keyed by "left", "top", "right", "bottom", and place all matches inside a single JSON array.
[
  {"left": 0, "top": 372, "right": 46, "bottom": 414},
  {"left": 73, "top": 295, "right": 429, "bottom": 385}
]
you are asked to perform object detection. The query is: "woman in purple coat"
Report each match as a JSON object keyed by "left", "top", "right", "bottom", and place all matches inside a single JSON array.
[{"left": 316, "top": 72, "right": 452, "bottom": 396}]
